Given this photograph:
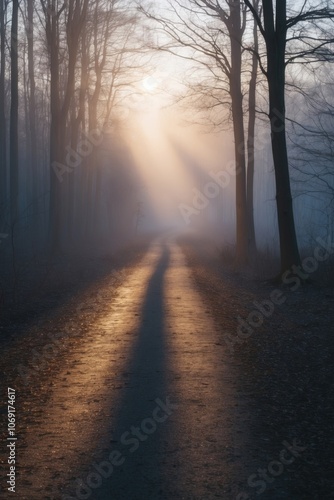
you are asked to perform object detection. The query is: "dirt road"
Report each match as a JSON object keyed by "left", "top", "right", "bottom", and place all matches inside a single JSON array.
[{"left": 1, "top": 236, "right": 332, "bottom": 499}]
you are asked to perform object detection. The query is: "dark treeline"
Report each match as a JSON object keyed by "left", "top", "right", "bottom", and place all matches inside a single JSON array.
[{"left": 0, "top": 0, "right": 150, "bottom": 304}]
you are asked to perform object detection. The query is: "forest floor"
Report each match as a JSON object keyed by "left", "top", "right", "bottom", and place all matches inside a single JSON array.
[{"left": 0, "top": 233, "right": 333, "bottom": 500}]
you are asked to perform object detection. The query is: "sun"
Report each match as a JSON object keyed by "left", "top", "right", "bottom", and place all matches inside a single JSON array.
[{"left": 142, "top": 76, "right": 158, "bottom": 92}]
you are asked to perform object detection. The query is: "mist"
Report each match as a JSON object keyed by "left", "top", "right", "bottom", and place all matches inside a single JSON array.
[{"left": 1, "top": 2, "right": 334, "bottom": 499}]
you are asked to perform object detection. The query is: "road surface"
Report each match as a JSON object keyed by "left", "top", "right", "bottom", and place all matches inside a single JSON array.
[{"left": 2, "top": 237, "right": 254, "bottom": 499}]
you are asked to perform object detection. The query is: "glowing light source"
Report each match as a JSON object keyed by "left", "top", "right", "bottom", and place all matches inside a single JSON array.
[{"left": 142, "top": 76, "right": 158, "bottom": 92}]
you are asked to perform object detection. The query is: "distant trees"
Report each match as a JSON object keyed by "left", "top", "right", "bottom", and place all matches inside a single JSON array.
[
  {"left": 40, "top": 0, "right": 89, "bottom": 250},
  {"left": 290, "top": 70, "right": 334, "bottom": 237},
  {"left": 0, "top": 0, "right": 147, "bottom": 261},
  {"left": 81, "top": 1, "right": 138, "bottom": 240}
]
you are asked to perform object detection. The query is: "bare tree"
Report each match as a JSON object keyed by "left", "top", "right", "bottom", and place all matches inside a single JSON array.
[{"left": 10, "top": 0, "right": 19, "bottom": 225}]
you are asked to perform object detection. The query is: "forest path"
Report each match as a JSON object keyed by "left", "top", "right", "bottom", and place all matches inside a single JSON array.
[{"left": 7, "top": 236, "right": 252, "bottom": 500}]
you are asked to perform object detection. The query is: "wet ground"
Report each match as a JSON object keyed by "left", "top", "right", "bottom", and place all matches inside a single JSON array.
[{"left": 0, "top": 235, "right": 333, "bottom": 499}]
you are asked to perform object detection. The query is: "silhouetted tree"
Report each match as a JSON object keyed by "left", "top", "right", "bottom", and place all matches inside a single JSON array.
[{"left": 244, "top": 0, "right": 334, "bottom": 273}]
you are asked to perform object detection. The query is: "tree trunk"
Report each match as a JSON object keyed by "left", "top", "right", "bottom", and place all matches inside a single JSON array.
[
  {"left": 10, "top": 0, "right": 19, "bottom": 225},
  {"left": 48, "top": 8, "right": 63, "bottom": 251},
  {"left": 229, "top": 0, "right": 248, "bottom": 267},
  {"left": 264, "top": 0, "right": 300, "bottom": 272},
  {"left": 86, "top": 3, "right": 110, "bottom": 240},
  {"left": 246, "top": 0, "right": 259, "bottom": 257},
  {"left": 0, "top": 0, "right": 6, "bottom": 211},
  {"left": 27, "top": 0, "right": 38, "bottom": 219}
]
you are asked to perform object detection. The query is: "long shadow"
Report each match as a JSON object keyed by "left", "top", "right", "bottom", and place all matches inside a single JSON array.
[{"left": 95, "top": 243, "right": 171, "bottom": 499}]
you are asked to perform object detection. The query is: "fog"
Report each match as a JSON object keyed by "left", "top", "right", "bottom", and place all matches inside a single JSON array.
[{"left": 1, "top": 0, "right": 334, "bottom": 306}]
